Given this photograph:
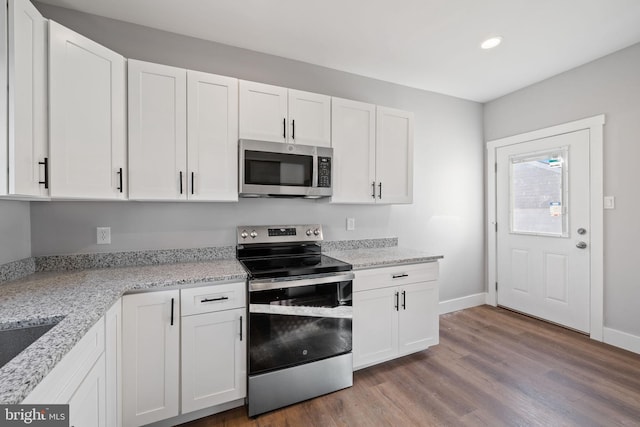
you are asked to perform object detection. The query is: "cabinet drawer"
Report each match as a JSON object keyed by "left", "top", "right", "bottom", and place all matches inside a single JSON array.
[
  {"left": 181, "top": 281, "right": 246, "bottom": 316},
  {"left": 354, "top": 262, "right": 438, "bottom": 292}
]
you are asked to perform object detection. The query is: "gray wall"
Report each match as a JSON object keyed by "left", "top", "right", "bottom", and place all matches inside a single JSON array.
[
  {"left": 29, "top": 4, "right": 485, "bottom": 303},
  {"left": 485, "top": 43, "right": 640, "bottom": 336},
  {"left": 0, "top": 200, "right": 31, "bottom": 264}
]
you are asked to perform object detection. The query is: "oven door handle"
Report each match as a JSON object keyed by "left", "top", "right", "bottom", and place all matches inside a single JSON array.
[{"left": 249, "top": 272, "right": 355, "bottom": 292}]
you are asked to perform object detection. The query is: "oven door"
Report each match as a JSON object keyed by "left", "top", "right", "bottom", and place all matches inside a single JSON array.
[
  {"left": 248, "top": 272, "right": 353, "bottom": 376},
  {"left": 239, "top": 139, "right": 332, "bottom": 198}
]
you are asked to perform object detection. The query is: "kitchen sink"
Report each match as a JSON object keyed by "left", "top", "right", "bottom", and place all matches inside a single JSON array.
[{"left": 0, "top": 319, "right": 63, "bottom": 369}]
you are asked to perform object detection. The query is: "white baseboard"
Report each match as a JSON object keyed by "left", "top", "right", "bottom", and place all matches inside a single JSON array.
[
  {"left": 439, "top": 292, "right": 487, "bottom": 315},
  {"left": 603, "top": 327, "right": 640, "bottom": 355}
]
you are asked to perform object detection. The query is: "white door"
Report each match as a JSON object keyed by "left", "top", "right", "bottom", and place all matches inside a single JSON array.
[
  {"left": 128, "top": 60, "right": 187, "bottom": 200},
  {"left": 181, "top": 308, "right": 246, "bottom": 413},
  {"left": 330, "top": 97, "right": 376, "bottom": 204},
  {"left": 288, "top": 89, "right": 331, "bottom": 146},
  {"left": 7, "top": 0, "right": 48, "bottom": 197},
  {"left": 496, "top": 129, "right": 590, "bottom": 332},
  {"left": 239, "top": 80, "right": 287, "bottom": 143},
  {"left": 187, "top": 70, "right": 238, "bottom": 201},
  {"left": 49, "top": 21, "right": 126, "bottom": 199},
  {"left": 122, "top": 290, "right": 180, "bottom": 427},
  {"left": 375, "top": 106, "right": 414, "bottom": 204}
]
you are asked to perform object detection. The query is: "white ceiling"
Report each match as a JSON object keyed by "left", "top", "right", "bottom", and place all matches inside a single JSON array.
[{"left": 37, "top": 0, "right": 640, "bottom": 102}]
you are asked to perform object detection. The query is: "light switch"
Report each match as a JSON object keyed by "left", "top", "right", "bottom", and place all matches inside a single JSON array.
[{"left": 604, "top": 196, "right": 615, "bottom": 209}]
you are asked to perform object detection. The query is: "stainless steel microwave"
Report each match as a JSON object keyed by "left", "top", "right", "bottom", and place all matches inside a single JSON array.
[{"left": 239, "top": 139, "right": 333, "bottom": 198}]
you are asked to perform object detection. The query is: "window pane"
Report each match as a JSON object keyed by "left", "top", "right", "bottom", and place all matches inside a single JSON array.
[{"left": 510, "top": 148, "right": 568, "bottom": 236}]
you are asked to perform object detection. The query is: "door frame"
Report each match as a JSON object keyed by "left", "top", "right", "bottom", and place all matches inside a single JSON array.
[{"left": 486, "top": 115, "right": 605, "bottom": 341}]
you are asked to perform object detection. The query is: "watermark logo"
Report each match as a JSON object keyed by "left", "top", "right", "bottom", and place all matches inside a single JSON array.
[{"left": 0, "top": 405, "right": 68, "bottom": 427}]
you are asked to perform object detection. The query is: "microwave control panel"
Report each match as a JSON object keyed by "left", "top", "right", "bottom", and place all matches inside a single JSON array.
[{"left": 317, "top": 157, "right": 331, "bottom": 188}]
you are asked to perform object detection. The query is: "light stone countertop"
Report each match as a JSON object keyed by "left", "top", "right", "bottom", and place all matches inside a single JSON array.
[
  {"left": 0, "top": 246, "right": 442, "bottom": 404},
  {"left": 0, "top": 259, "right": 247, "bottom": 404},
  {"left": 326, "top": 247, "right": 443, "bottom": 270}
]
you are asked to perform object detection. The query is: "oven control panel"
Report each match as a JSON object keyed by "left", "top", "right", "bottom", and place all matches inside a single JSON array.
[{"left": 237, "top": 224, "right": 323, "bottom": 244}]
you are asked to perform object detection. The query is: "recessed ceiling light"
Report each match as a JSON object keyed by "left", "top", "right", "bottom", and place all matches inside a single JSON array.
[{"left": 481, "top": 36, "right": 503, "bottom": 50}]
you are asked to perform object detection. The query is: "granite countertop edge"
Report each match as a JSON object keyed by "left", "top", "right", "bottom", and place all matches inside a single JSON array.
[{"left": 0, "top": 246, "right": 442, "bottom": 404}]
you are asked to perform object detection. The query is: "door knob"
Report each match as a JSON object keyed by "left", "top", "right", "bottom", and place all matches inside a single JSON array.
[{"left": 576, "top": 241, "right": 588, "bottom": 249}]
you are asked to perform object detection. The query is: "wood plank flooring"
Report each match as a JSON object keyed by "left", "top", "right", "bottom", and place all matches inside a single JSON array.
[{"left": 179, "top": 305, "right": 640, "bottom": 426}]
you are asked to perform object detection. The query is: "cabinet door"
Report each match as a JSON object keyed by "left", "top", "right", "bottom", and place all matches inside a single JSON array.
[
  {"left": 68, "top": 353, "right": 107, "bottom": 427},
  {"left": 105, "top": 299, "right": 122, "bottom": 427},
  {"left": 398, "top": 281, "right": 439, "bottom": 356},
  {"left": 122, "top": 290, "right": 180, "bottom": 427},
  {"left": 239, "top": 80, "right": 287, "bottom": 143},
  {"left": 330, "top": 97, "right": 376, "bottom": 204},
  {"left": 288, "top": 89, "right": 331, "bottom": 146},
  {"left": 49, "top": 21, "right": 126, "bottom": 199},
  {"left": 353, "top": 287, "right": 398, "bottom": 370},
  {"left": 187, "top": 71, "right": 238, "bottom": 201},
  {"left": 181, "top": 308, "right": 246, "bottom": 413},
  {"left": 7, "top": 0, "right": 48, "bottom": 198},
  {"left": 375, "top": 106, "right": 414, "bottom": 204},
  {"left": 128, "top": 60, "right": 187, "bottom": 200}
]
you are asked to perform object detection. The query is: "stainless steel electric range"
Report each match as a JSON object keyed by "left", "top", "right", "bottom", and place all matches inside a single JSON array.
[{"left": 236, "top": 224, "right": 354, "bottom": 417}]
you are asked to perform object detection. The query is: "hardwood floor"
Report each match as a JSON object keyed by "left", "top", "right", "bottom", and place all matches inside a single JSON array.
[{"left": 179, "top": 305, "right": 640, "bottom": 426}]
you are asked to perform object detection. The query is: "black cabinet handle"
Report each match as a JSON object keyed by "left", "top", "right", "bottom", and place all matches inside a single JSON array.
[
  {"left": 239, "top": 315, "right": 243, "bottom": 341},
  {"left": 394, "top": 291, "right": 399, "bottom": 311},
  {"left": 378, "top": 182, "right": 382, "bottom": 199},
  {"left": 170, "top": 298, "right": 175, "bottom": 326},
  {"left": 392, "top": 274, "right": 408, "bottom": 279},
  {"left": 38, "top": 158, "right": 49, "bottom": 189},
  {"left": 179, "top": 171, "right": 183, "bottom": 194},
  {"left": 283, "top": 118, "right": 286, "bottom": 139},
  {"left": 116, "top": 168, "right": 123, "bottom": 193},
  {"left": 402, "top": 291, "right": 406, "bottom": 310},
  {"left": 371, "top": 182, "right": 376, "bottom": 199},
  {"left": 201, "top": 296, "right": 229, "bottom": 303},
  {"left": 191, "top": 172, "right": 194, "bottom": 195},
  {"left": 292, "top": 119, "right": 295, "bottom": 140}
]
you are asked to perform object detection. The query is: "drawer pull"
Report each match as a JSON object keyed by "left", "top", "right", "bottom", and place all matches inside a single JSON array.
[
  {"left": 201, "top": 296, "right": 229, "bottom": 303},
  {"left": 392, "top": 274, "right": 409, "bottom": 279}
]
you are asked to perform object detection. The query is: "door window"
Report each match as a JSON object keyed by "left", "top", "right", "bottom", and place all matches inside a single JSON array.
[{"left": 509, "top": 147, "right": 568, "bottom": 237}]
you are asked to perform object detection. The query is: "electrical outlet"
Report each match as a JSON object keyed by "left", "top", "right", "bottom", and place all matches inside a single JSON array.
[
  {"left": 97, "top": 227, "right": 111, "bottom": 244},
  {"left": 604, "top": 196, "right": 615, "bottom": 209},
  {"left": 346, "top": 218, "right": 355, "bottom": 231}
]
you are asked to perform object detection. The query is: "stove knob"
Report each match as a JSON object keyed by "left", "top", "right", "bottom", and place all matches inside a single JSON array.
[
  {"left": 306, "top": 229, "right": 312, "bottom": 236},
  {"left": 250, "top": 230, "right": 258, "bottom": 238},
  {"left": 240, "top": 230, "right": 248, "bottom": 239},
  {"left": 313, "top": 228, "right": 320, "bottom": 236}
]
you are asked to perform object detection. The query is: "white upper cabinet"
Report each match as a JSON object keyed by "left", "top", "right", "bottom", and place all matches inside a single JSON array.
[
  {"left": 49, "top": 20, "right": 126, "bottom": 199},
  {"left": 187, "top": 70, "right": 238, "bottom": 201},
  {"left": 288, "top": 89, "right": 331, "bottom": 146},
  {"left": 330, "top": 97, "right": 376, "bottom": 203},
  {"left": 128, "top": 60, "right": 187, "bottom": 201},
  {"left": 129, "top": 60, "right": 238, "bottom": 201},
  {"left": 375, "top": 106, "right": 414, "bottom": 204},
  {"left": 239, "top": 80, "right": 330, "bottom": 146},
  {"left": 2, "top": 0, "right": 48, "bottom": 198},
  {"left": 239, "top": 80, "right": 288, "bottom": 143},
  {"left": 331, "top": 101, "right": 414, "bottom": 204}
]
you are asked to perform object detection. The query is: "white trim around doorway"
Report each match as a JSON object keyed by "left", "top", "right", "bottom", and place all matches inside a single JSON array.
[{"left": 486, "top": 115, "right": 605, "bottom": 341}]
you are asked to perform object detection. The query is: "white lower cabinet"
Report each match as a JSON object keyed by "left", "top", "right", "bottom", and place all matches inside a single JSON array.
[
  {"left": 181, "top": 308, "right": 246, "bottom": 413},
  {"left": 122, "top": 282, "right": 246, "bottom": 427},
  {"left": 353, "top": 262, "right": 439, "bottom": 370},
  {"left": 122, "top": 289, "right": 180, "bottom": 427},
  {"left": 23, "top": 298, "right": 122, "bottom": 427}
]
